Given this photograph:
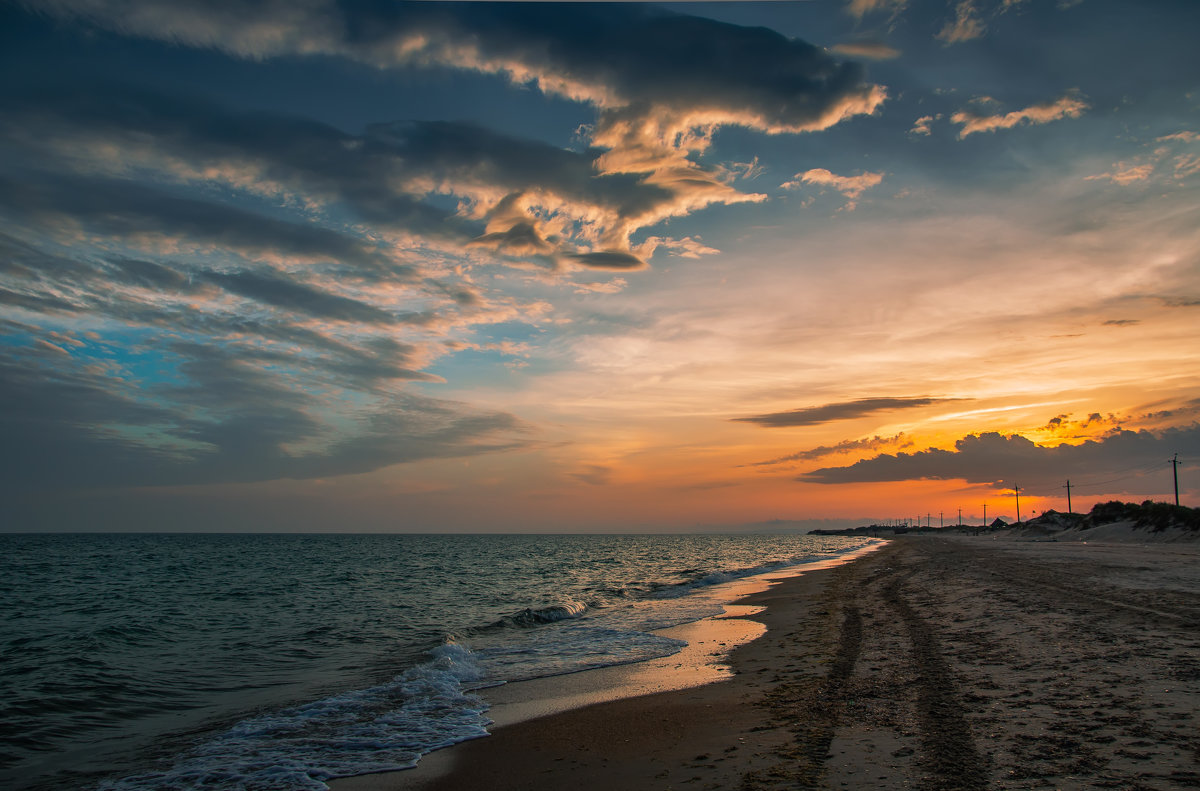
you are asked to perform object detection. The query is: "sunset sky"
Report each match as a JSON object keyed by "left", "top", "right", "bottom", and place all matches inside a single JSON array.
[{"left": 2, "top": 0, "right": 1198, "bottom": 532}]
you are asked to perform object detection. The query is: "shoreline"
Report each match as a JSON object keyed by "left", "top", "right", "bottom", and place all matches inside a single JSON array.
[
  {"left": 331, "top": 542, "right": 886, "bottom": 791},
  {"left": 334, "top": 535, "right": 1200, "bottom": 790}
]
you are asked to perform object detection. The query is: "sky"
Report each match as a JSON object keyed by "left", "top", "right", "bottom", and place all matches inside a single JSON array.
[{"left": 1, "top": 0, "right": 1198, "bottom": 532}]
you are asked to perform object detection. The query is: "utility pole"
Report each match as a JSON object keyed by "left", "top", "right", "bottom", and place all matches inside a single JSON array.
[
  {"left": 1171, "top": 454, "right": 1180, "bottom": 506},
  {"left": 982, "top": 503, "right": 987, "bottom": 527},
  {"left": 1063, "top": 480, "right": 1073, "bottom": 515},
  {"left": 1012, "top": 486, "right": 1022, "bottom": 524},
  {"left": 958, "top": 507, "right": 962, "bottom": 526}
]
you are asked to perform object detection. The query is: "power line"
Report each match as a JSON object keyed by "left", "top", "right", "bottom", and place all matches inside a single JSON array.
[{"left": 1058, "top": 460, "right": 1173, "bottom": 493}]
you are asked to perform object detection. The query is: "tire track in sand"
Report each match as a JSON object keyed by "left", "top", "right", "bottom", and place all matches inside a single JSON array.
[
  {"left": 743, "top": 565, "right": 864, "bottom": 789},
  {"left": 747, "top": 547, "right": 990, "bottom": 790},
  {"left": 883, "top": 573, "right": 988, "bottom": 791}
]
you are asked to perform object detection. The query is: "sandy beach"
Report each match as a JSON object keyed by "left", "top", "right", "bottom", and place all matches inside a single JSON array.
[{"left": 335, "top": 533, "right": 1200, "bottom": 790}]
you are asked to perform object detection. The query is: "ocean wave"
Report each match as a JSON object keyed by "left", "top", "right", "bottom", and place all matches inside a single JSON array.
[
  {"left": 650, "top": 547, "right": 864, "bottom": 599},
  {"left": 96, "top": 640, "right": 491, "bottom": 791},
  {"left": 489, "top": 599, "right": 590, "bottom": 629}
]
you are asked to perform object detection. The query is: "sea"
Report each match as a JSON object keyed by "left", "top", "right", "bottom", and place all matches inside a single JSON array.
[{"left": 0, "top": 532, "right": 877, "bottom": 790}]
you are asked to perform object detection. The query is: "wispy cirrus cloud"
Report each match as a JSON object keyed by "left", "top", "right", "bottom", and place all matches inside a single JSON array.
[
  {"left": 0, "top": 341, "right": 530, "bottom": 492},
  {"left": 936, "top": 0, "right": 986, "bottom": 44},
  {"left": 748, "top": 433, "right": 914, "bottom": 467},
  {"left": 734, "top": 397, "right": 958, "bottom": 428},
  {"left": 831, "top": 40, "right": 902, "bottom": 60},
  {"left": 951, "top": 94, "right": 1088, "bottom": 138},
  {"left": 782, "top": 168, "right": 885, "bottom": 210},
  {"left": 1085, "top": 162, "right": 1154, "bottom": 185},
  {"left": 846, "top": 0, "right": 908, "bottom": 20}
]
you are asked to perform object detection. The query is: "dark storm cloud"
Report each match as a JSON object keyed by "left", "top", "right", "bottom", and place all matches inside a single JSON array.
[
  {"left": 802, "top": 427, "right": 1200, "bottom": 493},
  {"left": 735, "top": 397, "right": 957, "bottom": 428},
  {"left": 0, "top": 341, "right": 529, "bottom": 492}
]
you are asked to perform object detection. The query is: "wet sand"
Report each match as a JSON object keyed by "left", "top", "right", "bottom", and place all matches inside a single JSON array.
[{"left": 335, "top": 535, "right": 1200, "bottom": 790}]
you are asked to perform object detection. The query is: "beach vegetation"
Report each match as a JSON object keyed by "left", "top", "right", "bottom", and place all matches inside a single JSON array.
[{"left": 1084, "top": 500, "right": 1200, "bottom": 532}]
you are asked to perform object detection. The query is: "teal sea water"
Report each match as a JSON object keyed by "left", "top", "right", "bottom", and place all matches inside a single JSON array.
[{"left": 0, "top": 532, "right": 875, "bottom": 790}]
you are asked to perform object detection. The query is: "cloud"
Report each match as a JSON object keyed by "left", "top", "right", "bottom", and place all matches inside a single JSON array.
[
  {"left": 846, "top": 0, "right": 908, "bottom": 19},
  {"left": 42, "top": 2, "right": 887, "bottom": 131},
  {"left": 16, "top": 2, "right": 886, "bottom": 271},
  {"left": 635, "top": 236, "right": 719, "bottom": 260},
  {"left": 1157, "top": 131, "right": 1199, "bottom": 144},
  {"left": 936, "top": 1, "right": 986, "bottom": 44},
  {"left": 0, "top": 341, "right": 530, "bottom": 492},
  {"left": 831, "top": 41, "right": 901, "bottom": 60},
  {"left": 734, "top": 397, "right": 956, "bottom": 427},
  {"left": 781, "top": 168, "right": 884, "bottom": 210},
  {"left": 203, "top": 270, "right": 400, "bottom": 325},
  {"left": 1085, "top": 163, "right": 1154, "bottom": 185},
  {"left": 29, "top": 2, "right": 887, "bottom": 199},
  {"left": 1174, "top": 155, "right": 1200, "bottom": 178},
  {"left": 909, "top": 115, "right": 940, "bottom": 136},
  {"left": 951, "top": 94, "right": 1089, "bottom": 138},
  {"left": 0, "top": 3, "right": 894, "bottom": 501},
  {"left": 566, "top": 251, "right": 648, "bottom": 271},
  {"left": 1040, "top": 413, "right": 1122, "bottom": 441},
  {"left": 784, "top": 168, "right": 885, "bottom": 198},
  {"left": 749, "top": 433, "right": 914, "bottom": 467},
  {"left": 572, "top": 278, "right": 628, "bottom": 296},
  {"left": 0, "top": 86, "right": 755, "bottom": 270},
  {"left": 802, "top": 427, "right": 1200, "bottom": 494},
  {"left": 0, "top": 171, "right": 397, "bottom": 276},
  {"left": 570, "top": 464, "right": 614, "bottom": 486}
]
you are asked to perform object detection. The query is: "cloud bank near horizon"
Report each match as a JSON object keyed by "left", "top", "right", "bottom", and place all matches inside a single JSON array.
[{"left": 802, "top": 427, "right": 1200, "bottom": 495}]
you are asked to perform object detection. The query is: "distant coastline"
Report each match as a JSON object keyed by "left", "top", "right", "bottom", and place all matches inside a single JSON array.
[{"left": 809, "top": 498, "right": 1200, "bottom": 541}]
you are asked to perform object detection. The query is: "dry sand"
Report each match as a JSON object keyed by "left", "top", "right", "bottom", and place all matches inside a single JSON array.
[{"left": 335, "top": 534, "right": 1200, "bottom": 790}]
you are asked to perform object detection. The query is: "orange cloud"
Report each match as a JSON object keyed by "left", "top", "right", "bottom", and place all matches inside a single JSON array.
[
  {"left": 831, "top": 41, "right": 902, "bottom": 60},
  {"left": 1085, "top": 162, "right": 1154, "bottom": 185},
  {"left": 782, "top": 168, "right": 885, "bottom": 210},
  {"left": 952, "top": 95, "right": 1088, "bottom": 138},
  {"left": 936, "top": 1, "right": 986, "bottom": 45}
]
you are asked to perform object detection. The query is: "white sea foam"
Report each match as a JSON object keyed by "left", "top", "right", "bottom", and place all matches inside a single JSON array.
[{"left": 97, "top": 641, "right": 491, "bottom": 791}]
